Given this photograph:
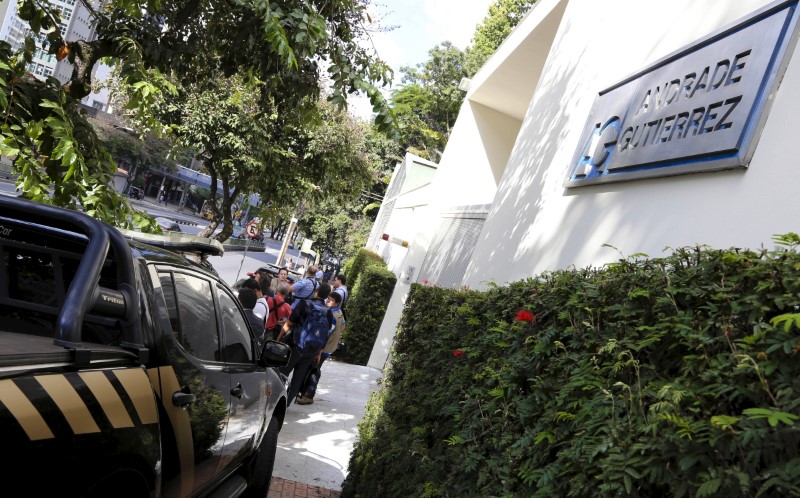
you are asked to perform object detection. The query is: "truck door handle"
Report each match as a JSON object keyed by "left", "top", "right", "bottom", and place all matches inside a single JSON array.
[
  {"left": 172, "top": 391, "right": 196, "bottom": 407},
  {"left": 231, "top": 383, "right": 243, "bottom": 398}
]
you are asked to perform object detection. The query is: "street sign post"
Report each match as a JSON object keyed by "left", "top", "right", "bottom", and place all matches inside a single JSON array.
[{"left": 245, "top": 221, "right": 259, "bottom": 238}]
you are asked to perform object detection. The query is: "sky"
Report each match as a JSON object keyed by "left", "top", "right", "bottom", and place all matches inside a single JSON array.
[{"left": 348, "top": 0, "right": 496, "bottom": 119}]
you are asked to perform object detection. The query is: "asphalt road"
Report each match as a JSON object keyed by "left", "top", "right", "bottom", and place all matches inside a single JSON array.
[
  {"left": 0, "top": 180, "right": 19, "bottom": 197},
  {"left": 128, "top": 199, "right": 304, "bottom": 287}
]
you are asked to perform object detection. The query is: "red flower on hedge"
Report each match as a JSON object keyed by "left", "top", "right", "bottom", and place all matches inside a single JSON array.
[
  {"left": 453, "top": 349, "right": 464, "bottom": 358},
  {"left": 515, "top": 309, "right": 535, "bottom": 323}
]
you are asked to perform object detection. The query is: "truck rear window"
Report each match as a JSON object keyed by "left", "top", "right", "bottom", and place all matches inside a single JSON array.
[{"left": 0, "top": 219, "right": 122, "bottom": 344}]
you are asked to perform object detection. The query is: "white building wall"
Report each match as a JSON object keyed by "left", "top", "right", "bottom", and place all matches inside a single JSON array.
[
  {"left": 0, "top": 0, "right": 15, "bottom": 41},
  {"left": 424, "top": 101, "right": 518, "bottom": 208},
  {"left": 366, "top": 103, "right": 519, "bottom": 368},
  {"left": 463, "top": 0, "right": 794, "bottom": 288},
  {"left": 365, "top": 153, "right": 437, "bottom": 270}
]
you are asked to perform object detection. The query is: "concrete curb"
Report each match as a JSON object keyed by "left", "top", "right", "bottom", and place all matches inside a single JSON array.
[{"left": 223, "top": 240, "right": 267, "bottom": 252}]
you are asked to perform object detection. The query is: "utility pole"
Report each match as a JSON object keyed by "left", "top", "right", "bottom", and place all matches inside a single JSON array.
[
  {"left": 275, "top": 216, "right": 298, "bottom": 265},
  {"left": 274, "top": 199, "right": 307, "bottom": 264},
  {"left": 125, "top": 160, "right": 138, "bottom": 195}
]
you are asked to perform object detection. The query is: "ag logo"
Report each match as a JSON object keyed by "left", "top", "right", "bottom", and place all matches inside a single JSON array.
[{"left": 573, "top": 116, "right": 621, "bottom": 179}]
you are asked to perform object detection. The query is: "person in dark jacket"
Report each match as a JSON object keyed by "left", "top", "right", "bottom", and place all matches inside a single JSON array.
[
  {"left": 238, "top": 288, "right": 266, "bottom": 344},
  {"left": 277, "top": 283, "right": 334, "bottom": 405}
]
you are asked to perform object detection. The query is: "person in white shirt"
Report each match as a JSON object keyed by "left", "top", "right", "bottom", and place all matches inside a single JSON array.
[
  {"left": 332, "top": 274, "right": 348, "bottom": 307},
  {"left": 241, "top": 278, "right": 268, "bottom": 322}
]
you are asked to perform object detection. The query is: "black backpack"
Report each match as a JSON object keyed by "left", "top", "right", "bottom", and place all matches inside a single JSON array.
[{"left": 292, "top": 301, "right": 330, "bottom": 351}]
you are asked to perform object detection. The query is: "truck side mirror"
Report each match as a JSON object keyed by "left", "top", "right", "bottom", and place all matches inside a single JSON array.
[{"left": 259, "top": 340, "right": 291, "bottom": 368}]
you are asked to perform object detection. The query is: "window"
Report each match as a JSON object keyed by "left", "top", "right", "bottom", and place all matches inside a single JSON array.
[
  {"left": 160, "top": 272, "right": 220, "bottom": 361},
  {"left": 217, "top": 287, "right": 253, "bottom": 363},
  {"left": 4, "top": 248, "right": 58, "bottom": 306},
  {"left": 0, "top": 239, "right": 121, "bottom": 343}
]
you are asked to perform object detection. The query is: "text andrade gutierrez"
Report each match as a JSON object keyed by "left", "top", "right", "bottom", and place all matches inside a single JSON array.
[{"left": 565, "top": 1, "right": 800, "bottom": 187}]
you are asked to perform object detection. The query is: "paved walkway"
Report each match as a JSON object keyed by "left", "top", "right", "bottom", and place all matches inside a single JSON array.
[
  {"left": 268, "top": 477, "right": 340, "bottom": 497},
  {"left": 270, "top": 359, "right": 383, "bottom": 495}
]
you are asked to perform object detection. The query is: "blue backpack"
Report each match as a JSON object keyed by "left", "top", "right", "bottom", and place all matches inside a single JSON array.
[{"left": 293, "top": 301, "right": 330, "bottom": 351}]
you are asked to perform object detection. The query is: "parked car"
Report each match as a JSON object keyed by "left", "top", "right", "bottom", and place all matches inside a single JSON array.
[
  {"left": 232, "top": 264, "right": 302, "bottom": 291},
  {"left": 0, "top": 194, "right": 291, "bottom": 497},
  {"left": 155, "top": 216, "right": 181, "bottom": 232},
  {"left": 128, "top": 186, "right": 144, "bottom": 200}
]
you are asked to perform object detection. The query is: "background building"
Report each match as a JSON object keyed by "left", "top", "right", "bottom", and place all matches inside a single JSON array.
[{"left": 0, "top": 0, "right": 112, "bottom": 111}]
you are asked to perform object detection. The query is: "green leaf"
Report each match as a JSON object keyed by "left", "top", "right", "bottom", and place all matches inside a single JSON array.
[
  {"left": 697, "top": 478, "right": 722, "bottom": 497},
  {"left": 743, "top": 408, "right": 798, "bottom": 427},
  {"left": 770, "top": 313, "right": 800, "bottom": 332},
  {"left": 710, "top": 415, "right": 740, "bottom": 430},
  {"left": 534, "top": 431, "right": 554, "bottom": 445}
]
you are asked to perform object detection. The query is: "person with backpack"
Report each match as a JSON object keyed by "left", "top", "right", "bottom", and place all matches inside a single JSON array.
[
  {"left": 296, "top": 291, "right": 345, "bottom": 405},
  {"left": 265, "top": 282, "right": 292, "bottom": 340},
  {"left": 277, "top": 282, "right": 334, "bottom": 406},
  {"left": 290, "top": 265, "right": 320, "bottom": 309}
]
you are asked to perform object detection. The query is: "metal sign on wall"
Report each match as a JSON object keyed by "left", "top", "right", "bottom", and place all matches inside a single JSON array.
[{"left": 565, "top": 0, "right": 800, "bottom": 188}]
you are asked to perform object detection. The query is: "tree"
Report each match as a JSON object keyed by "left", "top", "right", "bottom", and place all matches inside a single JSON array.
[
  {"left": 146, "top": 74, "right": 275, "bottom": 240},
  {"left": 299, "top": 124, "right": 401, "bottom": 262},
  {"left": 0, "top": 44, "right": 158, "bottom": 230},
  {"left": 390, "top": 42, "right": 468, "bottom": 161},
  {"left": 1, "top": 0, "right": 393, "bottom": 228},
  {"left": 91, "top": 117, "right": 180, "bottom": 172},
  {"left": 268, "top": 99, "right": 376, "bottom": 244},
  {"left": 465, "top": 0, "right": 537, "bottom": 76},
  {"left": 362, "top": 126, "right": 403, "bottom": 221}
]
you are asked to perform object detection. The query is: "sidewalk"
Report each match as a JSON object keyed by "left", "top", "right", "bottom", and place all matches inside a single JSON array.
[{"left": 269, "top": 359, "right": 383, "bottom": 496}]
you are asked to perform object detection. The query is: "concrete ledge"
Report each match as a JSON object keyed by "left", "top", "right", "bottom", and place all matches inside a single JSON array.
[{"left": 223, "top": 239, "right": 266, "bottom": 252}]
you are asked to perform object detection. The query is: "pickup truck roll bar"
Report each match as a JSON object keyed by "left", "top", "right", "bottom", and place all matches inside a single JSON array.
[{"left": 0, "top": 196, "right": 145, "bottom": 362}]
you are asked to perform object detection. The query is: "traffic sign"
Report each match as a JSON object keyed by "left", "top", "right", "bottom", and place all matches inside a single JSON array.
[{"left": 245, "top": 221, "right": 259, "bottom": 237}]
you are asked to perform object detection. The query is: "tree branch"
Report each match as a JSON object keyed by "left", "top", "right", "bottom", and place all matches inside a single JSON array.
[
  {"left": 33, "top": 0, "right": 66, "bottom": 45},
  {"left": 76, "top": 0, "right": 99, "bottom": 18},
  {"left": 64, "top": 38, "right": 116, "bottom": 99}
]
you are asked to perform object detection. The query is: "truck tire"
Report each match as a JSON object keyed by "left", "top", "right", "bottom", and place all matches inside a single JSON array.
[{"left": 242, "top": 415, "right": 281, "bottom": 498}]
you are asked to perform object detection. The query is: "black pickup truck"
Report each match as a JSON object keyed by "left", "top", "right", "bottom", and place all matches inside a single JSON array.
[{"left": 0, "top": 195, "right": 291, "bottom": 498}]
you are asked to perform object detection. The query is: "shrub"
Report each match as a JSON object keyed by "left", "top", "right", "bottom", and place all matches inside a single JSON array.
[
  {"left": 342, "top": 240, "right": 800, "bottom": 497},
  {"left": 340, "top": 264, "right": 397, "bottom": 366},
  {"left": 345, "top": 248, "right": 383, "bottom": 291}
]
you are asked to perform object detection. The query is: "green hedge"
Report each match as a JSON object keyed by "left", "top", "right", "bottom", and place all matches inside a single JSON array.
[
  {"left": 340, "top": 264, "right": 397, "bottom": 366},
  {"left": 342, "top": 240, "right": 800, "bottom": 497},
  {"left": 345, "top": 248, "right": 383, "bottom": 293}
]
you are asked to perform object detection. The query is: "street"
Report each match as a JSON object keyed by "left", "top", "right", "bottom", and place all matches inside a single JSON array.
[
  {"left": 128, "top": 197, "right": 304, "bottom": 287},
  {"left": 0, "top": 180, "right": 18, "bottom": 197}
]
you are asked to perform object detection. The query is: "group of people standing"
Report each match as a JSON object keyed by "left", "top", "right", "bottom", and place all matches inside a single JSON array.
[{"left": 236, "top": 264, "right": 349, "bottom": 406}]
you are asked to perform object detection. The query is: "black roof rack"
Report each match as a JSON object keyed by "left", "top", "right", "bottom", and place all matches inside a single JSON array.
[
  {"left": 0, "top": 196, "right": 146, "bottom": 364},
  {"left": 117, "top": 228, "right": 224, "bottom": 258}
]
